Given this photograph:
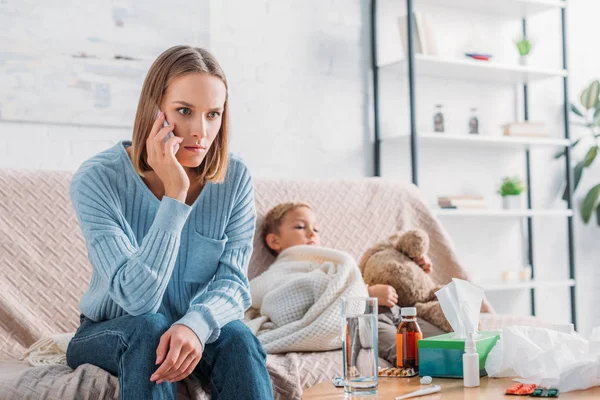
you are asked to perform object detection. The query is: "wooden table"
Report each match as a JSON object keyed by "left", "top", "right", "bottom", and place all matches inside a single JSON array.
[{"left": 302, "top": 376, "right": 600, "bottom": 399}]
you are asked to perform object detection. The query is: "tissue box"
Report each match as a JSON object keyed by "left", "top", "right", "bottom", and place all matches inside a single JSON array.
[{"left": 418, "top": 331, "right": 500, "bottom": 378}]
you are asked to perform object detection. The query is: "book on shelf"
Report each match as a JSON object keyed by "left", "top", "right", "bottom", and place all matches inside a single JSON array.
[
  {"left": 437, "top": 195, "right": 486, "bottom": 209},
  {"left": 397, "top": 13, "right": 437, "bottom": 57},
  {"left": 503, "top": 122, "right": 548, "bottom": 138}
]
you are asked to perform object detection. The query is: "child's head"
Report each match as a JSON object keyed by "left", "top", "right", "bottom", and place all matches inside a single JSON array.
[{"left": 261, "top": 202, "right": 321, "bottom": 256}]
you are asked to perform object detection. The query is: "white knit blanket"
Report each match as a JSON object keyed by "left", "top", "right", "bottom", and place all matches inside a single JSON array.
[{"left": 245, "top": 245, "right": 368, "bottom": 354}]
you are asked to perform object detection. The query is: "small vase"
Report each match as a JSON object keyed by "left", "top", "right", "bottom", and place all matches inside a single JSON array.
[
  {"left": 519, "top": 55, "right": 528, "bottom": 66},
  {"left": 502, "top": 195, "right": 523, "bottom": 210}
]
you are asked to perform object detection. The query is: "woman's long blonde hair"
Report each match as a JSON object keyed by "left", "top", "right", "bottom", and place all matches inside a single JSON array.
[{"left": 131, "top": 45, "right": 229, "bottom": 183}]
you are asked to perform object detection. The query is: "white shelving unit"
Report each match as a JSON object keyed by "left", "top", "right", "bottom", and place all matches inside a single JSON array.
[
  {"left": 371, "top": 0, "right": 577, "bottom": 324},
  {"left": 383, "top": 132, "right": 570, "bottom": 149},
  {"left": 434, "top": 209, "right": 573, "bottom": 218},
  {"left": 477, "top": 279, "right": 575, "bottom": 292},
  {"left": 379, "top": 55, "right": 567, "bottom": 84},
  {"left": 415, "top": 0, "right": 565, "bottom": 19},
  {"left": 379, "top": 0, "right": 565, "bottom": 20}
]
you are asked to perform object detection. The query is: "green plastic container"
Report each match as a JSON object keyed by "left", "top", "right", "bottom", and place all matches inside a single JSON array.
[{"left": 418, "top": 331, "right": 500, "bottom": 378}]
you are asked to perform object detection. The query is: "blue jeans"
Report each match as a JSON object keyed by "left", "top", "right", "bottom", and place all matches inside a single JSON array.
[{"left": 66, "top": 314, "right": 274, "bottom": 400}]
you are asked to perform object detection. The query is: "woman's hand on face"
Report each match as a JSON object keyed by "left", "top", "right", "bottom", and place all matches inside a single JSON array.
[
  {"left": 367, "top": 284, "right": 398, "bottom": 308},
  {"left": 151, "top": 324, "right": 203, "bottom": 384},
  {"left": 146, "top": 112, "right": 189, "bottom": 202}
]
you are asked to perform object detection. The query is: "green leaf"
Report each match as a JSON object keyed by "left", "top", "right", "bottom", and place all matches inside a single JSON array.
[
  {"left": 595, "top": 110, "right": 600, "bottom": 126},
  {"left": 595, "top": 106, "right": 600, "bottom": 122},
  {"left": 581, "top": 184, "right": 600, "bottom": 223},
  {"left": 585, "top": 146, "right": 598, "bottom": 167},
  {"left": 571, "top": 103, "right": 585, "bottom": 117},
  {"left": 563, "top": 160, "right": 586, "bottom": 200},
  {"left": 574, "top": 160, "right": 585, "bottom": 192},
  {"left": 581, "top": 80, "right": 600, "bottom": 110},
  {"left": 596, "top": 203, "right": 600, "bottom": 226}
]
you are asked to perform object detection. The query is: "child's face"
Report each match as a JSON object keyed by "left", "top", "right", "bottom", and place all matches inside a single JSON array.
[{"left": 267, "top": 207, "right": 321, "bottom": 254}]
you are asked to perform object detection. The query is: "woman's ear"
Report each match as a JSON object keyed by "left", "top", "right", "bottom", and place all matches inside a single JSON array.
[{"left": 266, "top": 233, "right": 281, "bottom": 253}]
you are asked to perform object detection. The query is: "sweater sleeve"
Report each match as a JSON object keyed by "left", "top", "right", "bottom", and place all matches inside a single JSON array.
[
  {"left": 174, "top": 169, "right": 255, "bottom": 346},
  {"left": 70, "top": 172, "right": 191, "bottom": 316}
]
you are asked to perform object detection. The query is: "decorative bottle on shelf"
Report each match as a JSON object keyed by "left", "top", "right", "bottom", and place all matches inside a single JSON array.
[
  {"left": 433, "top": 104, "right": 444, "bottom": 133},
  {"left": 469, "top": 108, "right": 479, "bottom": 134}
]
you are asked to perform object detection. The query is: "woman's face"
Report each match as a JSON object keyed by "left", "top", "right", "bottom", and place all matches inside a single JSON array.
[{"left": 159, "top": 72, "right": 227, "bottom": 169}]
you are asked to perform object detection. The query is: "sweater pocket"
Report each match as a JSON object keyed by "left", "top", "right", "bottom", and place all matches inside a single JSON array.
[{"left": 184, "top": 232, "right": 227, "bottom": 283}]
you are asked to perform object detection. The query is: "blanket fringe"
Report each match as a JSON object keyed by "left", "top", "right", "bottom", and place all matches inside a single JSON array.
[{"left": 21, "top": 332, "right": 74, "bottom": 366}]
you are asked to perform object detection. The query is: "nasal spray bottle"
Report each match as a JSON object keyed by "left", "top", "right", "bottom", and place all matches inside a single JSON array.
[{"left": 463, "top": 332, "right": 480, "bottom": 388}]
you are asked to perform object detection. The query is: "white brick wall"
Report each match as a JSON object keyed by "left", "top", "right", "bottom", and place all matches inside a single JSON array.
[
  {"left": 0, "top": 121, "right": 128, "bottom": 170},
  {"left": 210, "top": 0, "right": 370, "bottom": 178}
]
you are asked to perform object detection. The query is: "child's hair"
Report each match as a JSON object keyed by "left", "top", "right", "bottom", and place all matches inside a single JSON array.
[{"left": 261, "top": 202, "right": 312, "bottom": 256}]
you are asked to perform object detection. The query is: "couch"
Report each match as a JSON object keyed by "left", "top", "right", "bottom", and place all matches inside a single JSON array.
[{"left": 0, "top": 170, "right": 549, "bottom": 399}]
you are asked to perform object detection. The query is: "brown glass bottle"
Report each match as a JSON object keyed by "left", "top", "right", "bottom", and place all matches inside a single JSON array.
[{"left": 396, "top": 307, "right": 423, "bottom": 370}]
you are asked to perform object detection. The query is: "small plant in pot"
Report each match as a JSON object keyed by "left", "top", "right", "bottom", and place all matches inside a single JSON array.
[
  {"left": 515, "top": 35, "right": 533, "bottom": 66},
  {"left": 498, "top": 176, "right": 527, "bottom": 209}
]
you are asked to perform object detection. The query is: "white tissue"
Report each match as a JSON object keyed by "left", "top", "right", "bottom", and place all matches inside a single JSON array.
[
  {"left": 434, "top": 278, "right": 484, "bottom": 339},
  {"left": 485, "top": 326, "right": 600, "bottom": 393}
]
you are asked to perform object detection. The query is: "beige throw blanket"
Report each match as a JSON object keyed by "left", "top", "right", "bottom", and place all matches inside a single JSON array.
[
  {"left": 246, "top": 245, "right": 368, "bottom": 353},
  {"left": 21, "top": 332, "right": 74, "bottom": 366}
]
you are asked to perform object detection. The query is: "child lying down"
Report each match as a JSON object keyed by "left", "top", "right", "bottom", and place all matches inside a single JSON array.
[{"left": 245, "top": 202, "right": 443, "bottom": 361}]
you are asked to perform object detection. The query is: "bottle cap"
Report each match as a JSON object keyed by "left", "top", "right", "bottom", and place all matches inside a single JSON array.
[{"left": 401, "top": 307, "right": 417, "bottom": 317}]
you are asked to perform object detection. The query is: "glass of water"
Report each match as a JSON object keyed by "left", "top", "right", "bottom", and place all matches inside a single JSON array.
[{"left": 341, "top": 297, "right": 378, "bottom": 395}]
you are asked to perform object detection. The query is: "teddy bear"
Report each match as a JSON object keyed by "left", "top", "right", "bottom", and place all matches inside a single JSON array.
[{"left": 358, "top": 229, "right": 453, "bottom": 333}]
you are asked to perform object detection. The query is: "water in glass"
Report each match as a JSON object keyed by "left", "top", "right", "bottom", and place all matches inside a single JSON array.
[{"left": 341, "top": 297, "right": 378, "bottom": 395}]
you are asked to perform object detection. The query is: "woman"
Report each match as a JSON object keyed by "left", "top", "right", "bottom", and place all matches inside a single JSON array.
[{"left": 66, "top": 45, "right": 274, "bottom": 400}]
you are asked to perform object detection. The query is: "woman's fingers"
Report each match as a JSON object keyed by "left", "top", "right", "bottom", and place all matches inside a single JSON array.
[
  {"left": 161, "top": 350, "right": 193, "bottom": 382},
  {"left": 148, "top": 124, "right": 176, "bottom": 161},
  {"left": 149, "top": 112, "right": 165, "bottom": 138},
  {"left": 170, "top": 356, "right": 201, "bottom": 383},
  {"left": 152, "top": 341, "right": 182, "bottom": 383},
  {"left": 164, "top": 136, "right": 183, "bottom": 159},
  {"left": 153, "top": 124, "right": 175, "bottom": 156},
  {"left": 164, "top": 353, "right": 198, "bottom": 383},
  {"left": 155, "top": 331, "right": 171, "bottom": 366}
]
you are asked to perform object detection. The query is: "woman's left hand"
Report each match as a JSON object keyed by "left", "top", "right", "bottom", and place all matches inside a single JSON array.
[
  {"left": 414, "top": 255, "right": 432, "bottom": 274},
  {"left": 151, "top": 324, "right": 203, "bottom": 384}
]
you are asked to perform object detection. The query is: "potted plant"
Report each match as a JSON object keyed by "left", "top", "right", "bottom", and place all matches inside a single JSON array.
[
  {"left": 556, "top": 80, "right": 600, "bottom": 224},
  {"left": 515, "top": 35, "right": 533, "bottom": 66},
  {"left": 498, "top": 176, "right": 527, "bottom": 209}
]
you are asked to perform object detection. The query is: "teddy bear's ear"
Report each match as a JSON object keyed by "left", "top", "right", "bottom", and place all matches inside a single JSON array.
[{"left": 395, "top": 229, "right": 429, "bottom": 259}]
